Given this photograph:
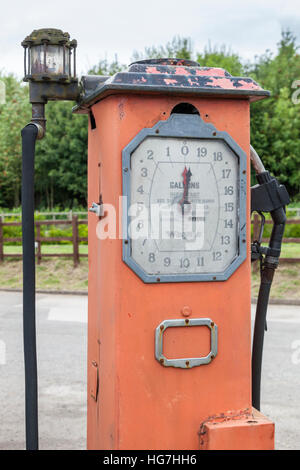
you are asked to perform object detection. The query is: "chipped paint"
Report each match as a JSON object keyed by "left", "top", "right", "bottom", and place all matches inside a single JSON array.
[
  {"left": 174, "top": 67, "right": 191, "bottom": 76},
  {"left": 75, "top": 58, "right": 270, "bottom": 113},
  {"left": 164, "top": 78, "right": 178, "bottom": 85},
  {"left": 146, "top": 66, "right": 161, "bottom": 74},
  {"left": 195, "top": 68, "right": 227, "bottom": 77},
  {"left": 238, "top": 79, "right": 261, "bottom": 90},
  {"left": 188, "top": 78, "right": 198, "bottom": 86},
  {"left": 208, "top": 77, "right": 241, "bottom": 90}
]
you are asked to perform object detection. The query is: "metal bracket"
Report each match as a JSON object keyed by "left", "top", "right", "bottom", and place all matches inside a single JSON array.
[
  {"left": 89, "top": 201, "right": 104, "bottom": 218},
  {"left": 155, "top": 318, "right": 218, "bottom": 369}
]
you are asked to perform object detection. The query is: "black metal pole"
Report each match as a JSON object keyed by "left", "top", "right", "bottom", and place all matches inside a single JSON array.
[{"left": 21, "top": 123, "right": 39, "bottom": 450}]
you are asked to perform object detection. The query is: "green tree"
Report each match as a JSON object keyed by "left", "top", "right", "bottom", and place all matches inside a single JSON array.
[
  {"left": 1, "top": 31, "right": 300, "bottom": 209},
  {"left": 196, "top": 43, "right": 244, "bottom": 76},
  {"left": 88, "top": 56, "right": 125, "bottom": 75},
  {"left": 132, "top": 36, "right": 193, "bottom": 62},
  {"left": 0, "top": 75, "right": 31, "bottom": 207},
  {"left": 250, "top": 30, "right": 300, "bottom": 199},
  {"left": 36, "top": 101, "right": 88, "bottom": 209}
]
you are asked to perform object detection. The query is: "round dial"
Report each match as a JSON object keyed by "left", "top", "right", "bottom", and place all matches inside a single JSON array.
[{"left": 128, "top": 136, "right": 240, "bottom": 277}]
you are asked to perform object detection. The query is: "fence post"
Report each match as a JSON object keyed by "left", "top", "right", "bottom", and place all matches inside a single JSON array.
[
  {"left": 72, "top": 215, "right": 79, "bottom": 267},
  {"left": 0, "top": 216, "right": 3, "bottom": 262},
  {"left": 36, "top": 222, "right": 42, "bottom": 264}
]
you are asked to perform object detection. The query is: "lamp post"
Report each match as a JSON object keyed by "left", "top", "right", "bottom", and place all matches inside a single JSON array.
[
  {"left": 21, "top": 28, "right": 79, "bottom": 449},
  {"left": 22, "top": 28, "right": 79, "bottom": 138}
]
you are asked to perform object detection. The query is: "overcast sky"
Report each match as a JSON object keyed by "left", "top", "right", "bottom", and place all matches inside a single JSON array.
[{"left": 0, "top": 0, "right": 299, "bottom": 78}]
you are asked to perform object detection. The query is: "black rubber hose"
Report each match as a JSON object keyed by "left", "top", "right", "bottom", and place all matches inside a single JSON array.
[
  {"left": 21, "top": 123, "right": 39, "bottom": 450},
  {"left": 252, "top": 202, "right": 286, "bottom": 410},
  {"left": 251, "top": 265, "right": 274, "bottom": 411}
]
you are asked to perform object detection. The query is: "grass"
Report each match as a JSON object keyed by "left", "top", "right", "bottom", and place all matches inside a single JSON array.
[
  {"left": 4, "top": 243, "right": 300, "bottom": 258},
  {"left": 261, "top": 243, "right": 300, "bottom": 258},
  {"left": 0, "top": 258, "right": 88, "bottom": 291},
  {"left": 251, "top": 265, "right": 300, "bottom": 300},
  {"left": 4, "top": 244, "right": 88, "bottom": 255},
  {"left": 0, "top": 245, "right": 299, "bottom": 299}
]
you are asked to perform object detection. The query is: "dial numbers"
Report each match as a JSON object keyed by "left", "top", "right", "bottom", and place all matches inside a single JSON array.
[{"left": 129, "top": 137, "right": 239, "bottom": 276}]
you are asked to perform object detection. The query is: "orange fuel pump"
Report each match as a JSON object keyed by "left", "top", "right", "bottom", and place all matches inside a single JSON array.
[
  {"left": 74, "top": 59, "right": 286, "bottom": 450},
  {"left": 21, "top": 32, "right": 289, "bottom": 451}
]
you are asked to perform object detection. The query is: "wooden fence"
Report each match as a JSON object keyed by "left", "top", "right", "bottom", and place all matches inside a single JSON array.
[
  {"left": 0, "top": 215, "right": 87, "bottom": 267},
  {"left": 0, "top": 214, "right": 299, "bottom": 267}
]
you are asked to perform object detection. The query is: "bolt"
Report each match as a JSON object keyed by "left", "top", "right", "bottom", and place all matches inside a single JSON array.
[{"left": 181, "top": 306, "right": 192, "bottom": 317}]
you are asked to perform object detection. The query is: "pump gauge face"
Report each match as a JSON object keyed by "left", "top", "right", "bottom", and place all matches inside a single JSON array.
[{"left": 123, "top": 114, "right": 247, "bottom": 283}]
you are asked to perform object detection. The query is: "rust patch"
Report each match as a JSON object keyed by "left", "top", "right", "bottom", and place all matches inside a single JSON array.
[
  {"left": 119, "top": 102, "right": 125, "bottom": 120},
  {"left": 198, "top": 408, "right": 251, "bottom": 447}
]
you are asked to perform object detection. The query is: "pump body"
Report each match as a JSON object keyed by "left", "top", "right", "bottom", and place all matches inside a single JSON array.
[{"left": 74, "top": 62, "right": 275, "bottom": 450}]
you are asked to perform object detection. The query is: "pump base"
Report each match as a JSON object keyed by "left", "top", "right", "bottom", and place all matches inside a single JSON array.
[{"left": 199, "top": 408, "right": 274, "bottom": 450}]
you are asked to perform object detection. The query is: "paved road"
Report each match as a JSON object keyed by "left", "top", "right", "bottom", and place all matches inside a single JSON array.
[
  {"left": 0, "top": 291, "right": 299, "bottom": 450},
  {"left": 0, "top": 292, "right": 87, "bottom": 450}
]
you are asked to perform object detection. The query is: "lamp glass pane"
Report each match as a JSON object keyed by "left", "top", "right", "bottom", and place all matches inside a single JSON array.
[{"left": 30, "top": 45, "right": 70, "bottom": 75}]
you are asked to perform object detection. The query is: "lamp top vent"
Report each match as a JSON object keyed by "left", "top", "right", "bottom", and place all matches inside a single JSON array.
[{"left": 22, "top": 28, "right": 77, "bottom": 48}]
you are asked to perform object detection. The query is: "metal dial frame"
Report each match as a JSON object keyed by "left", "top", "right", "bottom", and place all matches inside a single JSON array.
[{"left": 122, "top": 113, "right": 247, "bottom": 283}]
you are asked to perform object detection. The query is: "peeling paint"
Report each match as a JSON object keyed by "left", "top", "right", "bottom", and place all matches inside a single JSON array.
[
  {"left": 76, "top": 59, "right": 270, "bottom": 112},
  {"left": 208, "top": 77, "right": 240, "bottom": 90},
  {"left": 195, "top": 68, "right": 227, "bottom": 77},
  {"left": 174, "top": 67, "right": 191, "bottom": 76},
  {"left": 238, "top": 79, "right": 261, "bottom": 90},
  {"left": 164, "top": 78, "right": 178, "bottom": 85},
  {"left": 146, "top": 66, "right": 161, "bottom": 74}
]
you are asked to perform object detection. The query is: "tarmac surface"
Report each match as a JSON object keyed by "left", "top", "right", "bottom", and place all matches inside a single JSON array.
[{"left": 0, "top": 291, "right": 299, "bottom": 450}]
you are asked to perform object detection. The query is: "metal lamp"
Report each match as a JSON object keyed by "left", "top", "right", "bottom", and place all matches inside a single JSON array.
[
  {"left": 22, "top": 28, "right": 77, "bottom": 82},
  {"left": 21, "top": 28, "right": 80, "bottom": 137}
]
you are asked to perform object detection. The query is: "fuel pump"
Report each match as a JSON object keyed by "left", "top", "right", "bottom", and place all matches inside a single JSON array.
[{"left": 21, "top": 30, "right": 289, "bottom": 450}]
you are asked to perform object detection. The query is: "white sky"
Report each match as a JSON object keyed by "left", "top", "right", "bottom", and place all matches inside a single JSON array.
[{"left": 0, "top": 0, "right": 299, "bottom": 78}]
